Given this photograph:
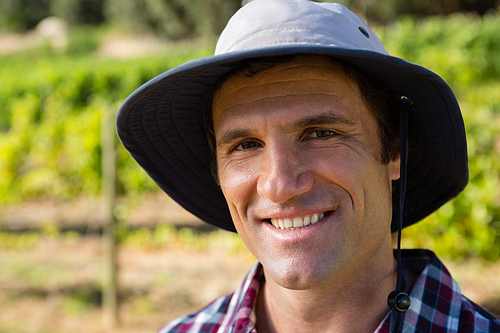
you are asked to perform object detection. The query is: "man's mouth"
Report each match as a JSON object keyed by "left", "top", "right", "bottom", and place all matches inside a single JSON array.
[{"left": 267, "top": 211, "right": 332, "bottom": 230}]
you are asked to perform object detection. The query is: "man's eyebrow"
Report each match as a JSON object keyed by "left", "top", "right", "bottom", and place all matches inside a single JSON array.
[
  {"left": 217, "top": 129, "right": 253, "bottom": 147},
  {"left": 286, "top": 113, "right": 357, "bottom": 131}
]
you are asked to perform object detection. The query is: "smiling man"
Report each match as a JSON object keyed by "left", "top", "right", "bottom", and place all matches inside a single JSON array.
[
  {"left": 116, "top": 0, "right": 500, "bottom": 332},
  {"left": 212, "top": 55, "right": 401, "bottom": 332}
]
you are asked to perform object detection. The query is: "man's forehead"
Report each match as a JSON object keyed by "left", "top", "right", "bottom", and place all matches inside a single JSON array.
[
  {"left": 216, "top": 55, "right": 346, "bottom": 94},
  {"left": 212, "top": 55, "right": 361, "bottom": 120}
]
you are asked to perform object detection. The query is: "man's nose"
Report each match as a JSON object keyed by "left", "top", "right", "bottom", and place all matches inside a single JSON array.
[{"left": 256, "top": 145, "right": 313, "bottom": 203}]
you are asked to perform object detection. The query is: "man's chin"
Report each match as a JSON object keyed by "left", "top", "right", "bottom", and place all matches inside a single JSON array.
[{"left": 261, "top": 257, "right": 341, "bottom": 291}]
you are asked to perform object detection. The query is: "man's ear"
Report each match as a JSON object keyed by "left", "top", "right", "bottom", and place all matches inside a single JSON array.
[{"left": 389, "top": 152, "right": 401, "bottom": 181}]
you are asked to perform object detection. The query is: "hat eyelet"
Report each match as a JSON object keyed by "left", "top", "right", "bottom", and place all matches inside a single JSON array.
[{"left": 359, "top": 27, "right": 370, "bottom": 38}]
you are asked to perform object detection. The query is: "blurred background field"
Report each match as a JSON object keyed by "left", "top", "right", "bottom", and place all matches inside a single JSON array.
[{"left": 1, "top": 0, "right": 500, "bottom": 332}]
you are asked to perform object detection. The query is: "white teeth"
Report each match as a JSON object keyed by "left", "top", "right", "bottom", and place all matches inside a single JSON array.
[
  {"left": 293, "top": 217, "right": 303, "bottom": 228},
  {"left": 303, "top": 215, "right": 311, "bottom": 226},
  {"left": 270, "top": 212, "right": 328, "bottom": 231}
]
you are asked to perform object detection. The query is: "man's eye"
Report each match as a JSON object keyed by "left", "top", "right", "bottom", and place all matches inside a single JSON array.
[
  {"left": 236, "top": 140, "right": 261, "bottom": 150},
  {"left": 308, "top": 130, "right": 337, "bottom": 138}
]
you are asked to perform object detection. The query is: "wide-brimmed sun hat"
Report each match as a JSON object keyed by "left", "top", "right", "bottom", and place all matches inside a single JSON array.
[{"left": 116, "top": 0, "right": 468, "bottom": 233}]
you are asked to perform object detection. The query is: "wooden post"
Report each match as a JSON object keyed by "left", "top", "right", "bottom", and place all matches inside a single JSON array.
[{"left": 101, "top": 105, "right": 118, "bottom": 329}]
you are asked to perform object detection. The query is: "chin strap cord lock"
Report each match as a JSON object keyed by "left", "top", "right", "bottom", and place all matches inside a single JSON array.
[{"left": 388, "top": 290, "right": 411, "bottom": 313}]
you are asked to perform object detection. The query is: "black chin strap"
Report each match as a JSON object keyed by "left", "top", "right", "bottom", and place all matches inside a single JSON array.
[{"left": 387, "top": 96, "right": 412, "bottom": 333}]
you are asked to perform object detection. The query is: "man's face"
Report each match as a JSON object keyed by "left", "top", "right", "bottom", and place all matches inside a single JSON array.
[{"left": 212, "top": 55, "right": 400, "bottom": 290}]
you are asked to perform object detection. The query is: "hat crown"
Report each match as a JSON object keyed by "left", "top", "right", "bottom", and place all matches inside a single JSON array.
[{"left": 215, "top": 0, "right": 389, "bottom": 55}]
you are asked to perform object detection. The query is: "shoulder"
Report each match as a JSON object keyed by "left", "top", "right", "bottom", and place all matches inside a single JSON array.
[
  {"left": 158, "top": 293, "right": 234, "bottom": 333},
  {"left": 458, "top": 296, "right": 500, "bottom": 332}
]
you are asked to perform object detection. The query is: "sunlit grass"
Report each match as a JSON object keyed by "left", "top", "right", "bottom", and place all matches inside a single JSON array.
[
  {"left": 0, "top": 222, "right": 249, "bottom": 255},
  {"left": 118, "top": 223, "right": 249, "bottom": 254}
]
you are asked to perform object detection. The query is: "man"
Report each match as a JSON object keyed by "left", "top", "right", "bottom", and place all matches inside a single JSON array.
[{"left": 116, "top": 0, "right": 500, "bottom": 332}]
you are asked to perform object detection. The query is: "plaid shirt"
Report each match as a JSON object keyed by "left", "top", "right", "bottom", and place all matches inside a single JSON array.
[{"left": 158, "top": 250, "right": 500, "bottom": 333}]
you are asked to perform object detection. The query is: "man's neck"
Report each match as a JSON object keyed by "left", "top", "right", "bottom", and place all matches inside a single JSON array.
[{"left": 255, "top": 247, "right": 398, "bottom": 333}]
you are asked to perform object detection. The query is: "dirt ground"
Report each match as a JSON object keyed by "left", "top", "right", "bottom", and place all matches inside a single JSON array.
[
  {"left": 0, "top": 235, "right": 255, "bottom": 333},
  {"left": 0, "top": 195, "right": 254, "bottom": 333}
]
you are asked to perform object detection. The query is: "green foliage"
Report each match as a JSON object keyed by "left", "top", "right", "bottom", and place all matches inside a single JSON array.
[
  {"left": 63, "top": 286, "right": 101, "bottom": 314},
  {"left": 0, "top": 0, "right": 241, "bottom": 40},
  {"left": 51, "top": 0, "right": 105, "bottom": 25},
  {"left": 0, "top": 227, "right": 80, "bottom": 250},
  {"left": 104, "top": 0, "right": 241, "bottom": 40},
  {"left": 0, "top": 0, "right": 104, "bottom": 31},
  {"left": 0, "top": 231, "right": 41, "bottom": 250},
  {"left": 117, "top": 223, "right": 249, "bottom": 253},
  {"left": 64, "top": 26, "right": 103, "bottom": 56},
  {"left": 318, "top": 0, "right": 498, "bottom": 23},
  {"left": 1, "top": 0, "right": 497, "bottom": 37},
  {"left": 378, "top": 11, "right": 500, "bottom": 260},
  {"left": 0, "top": 0, "right": 51, "bottom": 31},
  {"left": 0, "top": 46, "right": 212, "bottom": 203}
]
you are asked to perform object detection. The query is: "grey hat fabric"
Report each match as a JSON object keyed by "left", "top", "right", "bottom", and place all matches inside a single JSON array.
[
  {"left": 116, "top": 0, "right": 468, "bottom": 233},
  {"left": 215, "top": 0, "right": 387, "bottom": 55}
]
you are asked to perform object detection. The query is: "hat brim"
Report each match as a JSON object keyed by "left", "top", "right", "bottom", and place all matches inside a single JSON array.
[{"left": 116, "top": 45, "right": 468, "bottom": 233}]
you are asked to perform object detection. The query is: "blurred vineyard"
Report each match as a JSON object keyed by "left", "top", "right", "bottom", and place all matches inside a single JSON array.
[
  {"left": 0, "top": 44, "right": 213, "bottom": 201},
  {"left": 1, "top": 10, "right": 500, "bottom": 260}
]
